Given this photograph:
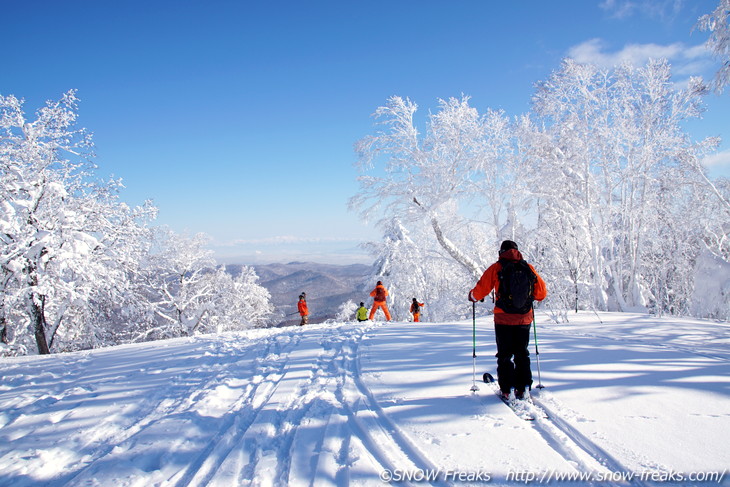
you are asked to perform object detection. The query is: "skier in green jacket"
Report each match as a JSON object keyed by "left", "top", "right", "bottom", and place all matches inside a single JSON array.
[{"left": 356, "top": 302, "right": 369, "bottom": 322}]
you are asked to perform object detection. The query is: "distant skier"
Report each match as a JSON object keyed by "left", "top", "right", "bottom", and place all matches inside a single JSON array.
[
  {"left": 410, "top": 298, "right": 425, "bottom": 322},
  {"left": 368, "top": 281, "right": 392, "bottom": 321},
  {"left": 469, "top": 240, "right": 547, "bottom": 400},
  {"left": 356, "top": 302, "right": 369, "bottom": 322},
  {"left": 297, "top": 292, "right": 309, "bottom": 326}
]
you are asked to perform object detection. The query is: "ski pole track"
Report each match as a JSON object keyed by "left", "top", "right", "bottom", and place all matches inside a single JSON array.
[
  {"left": 227, "top": 331, "right": 338, "bottom": 486},
  {"left": 269, "top": 331, "right": 364, "bottom": 486},
  {"left": 330, "top": 332, "right": 412, "bottom": 484},
  {"left": 275, "top": 331, "right": 355, "bottom": 486},
  {"left": 284, "top": 326, "right": 387, "bottom": 486},
  {"left": 62, "top": 331, "right": 303, "bottom": 487},
  {"left": 294, "top": 402, "right": 354, "bottom": 487},
  {"left": 238, "top": 327, "right": 368, "bottom": 486}
]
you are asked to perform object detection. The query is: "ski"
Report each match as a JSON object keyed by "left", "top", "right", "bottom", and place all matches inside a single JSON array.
[
  {"left": 483, "top": 372, "right": 547, "bottom": 421},
  {"left": 495, "top": 389, "right": 542, "bottom": 421}
]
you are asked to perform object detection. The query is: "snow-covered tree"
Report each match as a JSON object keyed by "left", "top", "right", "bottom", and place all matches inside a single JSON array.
[
  {"left": 531, "top": 59, "right": 717, "bottom": 313},
  {"left": 0, "top": 91, "right": 156, "bottom": 354},
  {"left": 363, "top": 220, "right": 475, "bottom": 321},
  {"left": 136, "top": 228, "right": 274, "bottom": 340},
  {"left": 696, "top": 0, "right": 730, "bottom": 93},
  {"left": 334, "top": 299, "right": 358, "bottom": 322},
  {"left": 1, "top": 90, "right": 274, "bottom": 355},
  {"left": 352, "top": 96, "right": 497, "bottom": 281},
  {"left": 140, "top": 229, "right": 218, "bottom": 338},
  {"left": 353, "top": 58, "right": 728, "bottom": 320},
  {"left": 205, "top": 265, "right": 274, "bottom": 333},
  {"left": 691, "top": 248, "right": 730, "bottom": 320}
]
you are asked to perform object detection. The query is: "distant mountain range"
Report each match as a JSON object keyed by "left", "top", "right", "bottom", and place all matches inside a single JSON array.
[{"left": 226, "top": 261, "right": 375, "bottom": 326}]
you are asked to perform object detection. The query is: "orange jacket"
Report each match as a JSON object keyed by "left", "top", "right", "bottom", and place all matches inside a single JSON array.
[
  {"left": 470, "top": 249, "right": 547, "bottom": 325},
  {"left": 298, "top": 299, "right": 309, "bottom": 316},
  {"left": 370, "top": 284, "right": 389, "bottom": 302}
]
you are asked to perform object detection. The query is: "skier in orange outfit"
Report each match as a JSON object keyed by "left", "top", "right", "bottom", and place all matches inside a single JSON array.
[
  {"left": 410, "top": 298, "right": 425, "bottom": 322},
  {"left": 469, "top": 240, "right": 547, "bottom": 399},
  {"left": 368, "top": 281, "right": 392, "bottom": 321},
  {"left": 297, "top": 293, "right": 309, "bottom": 326}
]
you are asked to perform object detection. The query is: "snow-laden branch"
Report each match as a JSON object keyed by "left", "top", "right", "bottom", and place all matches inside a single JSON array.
[{"left": 413, "top": 197, "right": 482, "bottom": 281}]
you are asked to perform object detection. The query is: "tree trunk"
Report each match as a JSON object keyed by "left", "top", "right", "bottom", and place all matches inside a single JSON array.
[
  {"left": 27, "top": 293, "right": 50, "bottom": 355},
  {"left": 0, "top": 306, "right": 7, "bottom": 344}
]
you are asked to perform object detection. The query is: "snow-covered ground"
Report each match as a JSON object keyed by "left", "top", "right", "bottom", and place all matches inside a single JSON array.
[{"left": 0, "top": 312, "right": 728, "bottom": 486}]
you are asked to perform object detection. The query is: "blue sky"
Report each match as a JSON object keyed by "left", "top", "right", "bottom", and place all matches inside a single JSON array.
[{"left": 3, "top": 0, "right": 728, "bottom": 265}]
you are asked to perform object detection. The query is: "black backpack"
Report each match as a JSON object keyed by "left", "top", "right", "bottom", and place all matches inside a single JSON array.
[
  {"left": 495, "top": 259, "right": 536, "bottom": 314},
  {"left": 411, "top": 302, "right": 420, "bottom": 313}
]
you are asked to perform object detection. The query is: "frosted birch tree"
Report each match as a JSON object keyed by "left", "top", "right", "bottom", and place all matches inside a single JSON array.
[
  {"left": 353, "top": 58, "right": 727, "bottom": 319},
  {"left": 696, "top": 0, "right": 730, "bottom": 93},
  {"left": 531, "top": 59, "right": 718, "bottom": 312},
  {"left": 351, "top": 96, "right": 532, "bottom": 283}
]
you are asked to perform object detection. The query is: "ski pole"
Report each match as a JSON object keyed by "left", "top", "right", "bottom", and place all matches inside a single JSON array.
[
  {"left": 470, "top": 301, "right": 479, "bottom": 393},
  {"left": 532, "top": 314, "right": 544, "bottom": 389}
]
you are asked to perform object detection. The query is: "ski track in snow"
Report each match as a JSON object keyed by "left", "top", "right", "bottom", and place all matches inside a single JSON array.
[
  {"left": 0, "top": 322, "right": 448, "bottom": 487},
  {"left": 528, "top": 393, "right": 650, "bottom": 487},
  {"left": 158, "top": 321, "right": 447, "bottom": 487},
  {"left": 482, "top": 381, "right": 646, "bottom": 487},
  {"left": 0, "top": 315, "right": 728, "bottom": 486},
  {"left": 1, "top": 331, "right": 306, "bottom": 486}
]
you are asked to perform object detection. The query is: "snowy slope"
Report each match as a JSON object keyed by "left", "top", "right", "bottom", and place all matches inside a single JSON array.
[{"left": 0, "top": 312, "right": 728, "bottom": 486}]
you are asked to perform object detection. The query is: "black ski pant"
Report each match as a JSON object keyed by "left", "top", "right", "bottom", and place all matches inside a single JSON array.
[{"left": 494, "top": 324, "right": 532, "bottom": 394}]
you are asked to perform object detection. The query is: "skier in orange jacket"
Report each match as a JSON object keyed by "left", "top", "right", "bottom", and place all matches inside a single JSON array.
[
  {"left": 469, "top": 240, "right": 547, "bottom": 399},
  {"left": 297, "top": 293, "right": 309, "bottom": 326},
  {"left": 410, "top": 298, "right": 425, "bottom": 322},
  {"left": 368, "top": 281, "right": 392, "bottom": 321}
]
